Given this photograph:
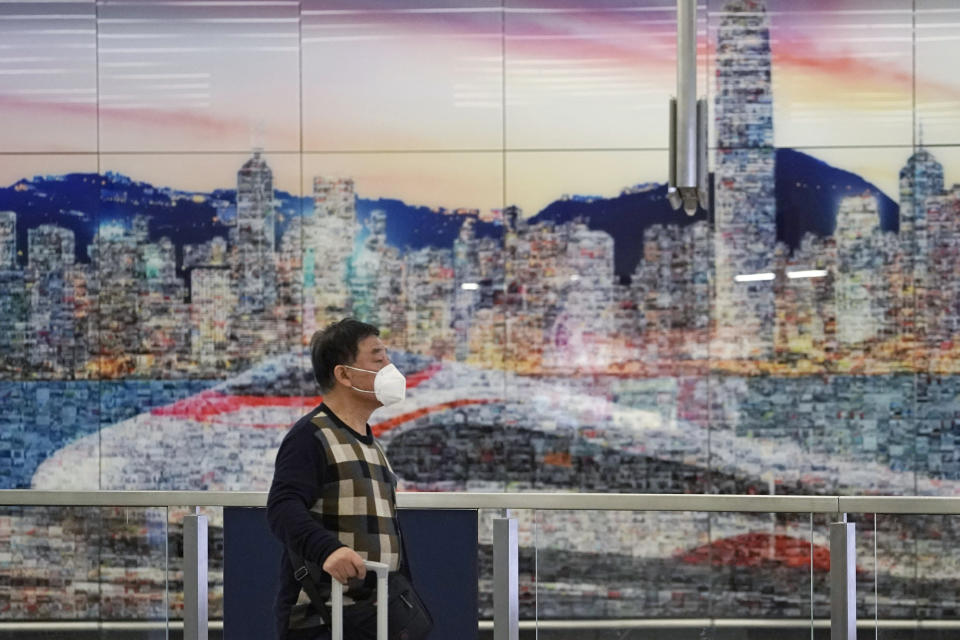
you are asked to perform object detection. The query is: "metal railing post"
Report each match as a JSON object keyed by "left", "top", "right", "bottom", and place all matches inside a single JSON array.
[
  {"left": 183, "top": 508, "right": 209, "bottom": 640},
  {"left": 494, "top": 516, "right": 519, "bottom": 640},
  {"left": 830, "top": 513, "right": 856, "bottom": 640}
]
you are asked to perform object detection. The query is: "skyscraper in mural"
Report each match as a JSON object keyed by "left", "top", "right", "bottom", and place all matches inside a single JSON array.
[
  {"left": 27, "top": 225, "right": 75, "bottom": 273},
  {"left": 900, "top": 147, "right": 945, "bottom": 343},
  {"left": 712, "top": 0, "right": 777, "bottom": 359},
  {"left": 835, "top": 194, "right": 881, "bottom": 345},
  {"left": 923, "top": 184, "right": 960, "bottom": 350},
  {"left": 0, "top": 211, "right": 22, "bottom": 374},
  {"left": 0, "top": 211, "right": 15, "bottom": 270},
  {"left": 305, "top": 177, "right": 357, "bottom": 332},
  {"left": 233, "top": 149, "right": 277, "bottom": 313},
  {"left": 350, "top": 209, "right": 386, "bottom": 322}
]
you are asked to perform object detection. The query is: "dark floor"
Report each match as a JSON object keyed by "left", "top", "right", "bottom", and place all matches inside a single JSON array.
[
  {"left": 4, "top": 627, "right": 960, "bottom": 640},
  {"left": 477, "top": 629, "right": 959, "bottom": 640}
]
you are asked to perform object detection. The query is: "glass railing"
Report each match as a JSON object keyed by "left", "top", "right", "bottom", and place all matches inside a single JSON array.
[
  {"left": 3, "top": 491, "right": 960, "bottom": 639},
  {"left": 0, "top": 492, "right": 246, "bottom": 638},
  {"left": 469, "top": 493, "right": 836, "bottom": 639}
]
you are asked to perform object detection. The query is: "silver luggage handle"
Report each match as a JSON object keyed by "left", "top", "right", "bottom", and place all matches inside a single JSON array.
[{"left": 331, "top": 560, "right": 390, "bottom": 640}]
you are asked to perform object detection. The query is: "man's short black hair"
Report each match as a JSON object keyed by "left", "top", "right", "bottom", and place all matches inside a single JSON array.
[{"left": 310, "top": 318, "right": 380, "bottom": 392}]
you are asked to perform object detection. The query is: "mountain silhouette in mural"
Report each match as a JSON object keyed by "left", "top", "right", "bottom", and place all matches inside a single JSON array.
[
  {"left": 355, "top": 198, "right": 502, "bottom": 249},
  {"left": 0, "top": 172, "right": 232, "bottom": 268},
  {"left": 529, "top": 184, "right": 708, "bottom": 284},
  {"left": 529, "top": 148, "right": 899, "bottom": 282},
  {"left": 0, "top": 149, "right": 898, "bottom": 279},
  {"left": 775, "top": 147, "right": 899, "bottom": 241},
  {"left": 0, "top": 174, "right": 101, "bottom": 265}
]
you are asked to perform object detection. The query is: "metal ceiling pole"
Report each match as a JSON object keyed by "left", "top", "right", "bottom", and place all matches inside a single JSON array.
[
  {"left": 676, "top": 0, "right": 697, "bottom": 192},
  {"left": 669, "top": 0, "right": 707, "bottom": 215}
]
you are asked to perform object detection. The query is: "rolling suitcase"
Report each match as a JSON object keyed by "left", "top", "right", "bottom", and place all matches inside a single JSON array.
[{"left": 330, "top": 560, "right": 390, "bottom": 640}]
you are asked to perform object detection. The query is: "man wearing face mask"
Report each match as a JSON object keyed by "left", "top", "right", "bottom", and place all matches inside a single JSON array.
[{"left": 267, "top": 318, "right": 409, "bottom": 640}]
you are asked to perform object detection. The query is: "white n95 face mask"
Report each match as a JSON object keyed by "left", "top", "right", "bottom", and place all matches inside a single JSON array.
[{"left": 344, "top": 363, "right": 407, "bottom": 406}]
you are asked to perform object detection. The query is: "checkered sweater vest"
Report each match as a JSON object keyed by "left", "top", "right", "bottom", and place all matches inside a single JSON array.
[{"left": 310, "top": 411, "right": 402, "bottom": 574}]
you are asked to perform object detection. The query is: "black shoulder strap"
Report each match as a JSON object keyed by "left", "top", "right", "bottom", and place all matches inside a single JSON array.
[{"left": 288, "top": 548, "right": 331, "bottom": 624}]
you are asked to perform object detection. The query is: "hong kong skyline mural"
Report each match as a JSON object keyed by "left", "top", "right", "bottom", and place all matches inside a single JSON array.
[{"left": 4, "top": 0, "right": 960, "bottom": 627}]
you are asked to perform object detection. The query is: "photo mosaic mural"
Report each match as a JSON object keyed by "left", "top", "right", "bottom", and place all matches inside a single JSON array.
[{"left": 3, "top": 0, "right": 960, "bottom": 627}]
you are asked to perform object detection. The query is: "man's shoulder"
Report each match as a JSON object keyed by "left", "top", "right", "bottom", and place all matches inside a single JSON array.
[{"left": 283, "top": 406, "right": 326, "bottom": 442}]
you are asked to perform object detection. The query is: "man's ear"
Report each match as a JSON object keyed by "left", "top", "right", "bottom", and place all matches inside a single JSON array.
[{"left": 333, "top": 363, "right": 357, "bottom": 388}]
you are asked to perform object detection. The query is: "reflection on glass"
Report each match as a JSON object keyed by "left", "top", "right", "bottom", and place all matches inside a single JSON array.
[
  {"left": 0, "top": 505, "right": 169, "bottom": 634},
  {"left": 99, "top": 507, "right": 168, "bottom": 625},
  {"left": 708, "top": 0, "right": 913, "bottom": 148},
  {"left": 875, "top": 514, "right": 918, "bottom": 623},
  {"left": 0, "top": 1, "right": 98, "bottom": 152},
  {"left": 710, "top": 511, "right": 816, "bottom": 619},
  {"left": 302, "top": 0, "right": 503, "bottom": 151},
  {"left": 534, "top": 510, "right": 710, "bottom": 620},
  {"left": 97, "top": 0, "right": 300, "bottom": 152},
  {"left": 917, "top": 0, "right": 960, "bottom": 145},
  {"left": 0, "top": 506, "right": 101, "bottom": 620}
]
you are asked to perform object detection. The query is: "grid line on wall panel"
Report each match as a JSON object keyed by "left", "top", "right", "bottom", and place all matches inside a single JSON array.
[{"left": 6, "top": 144, "right": 960, "bottom": 157}]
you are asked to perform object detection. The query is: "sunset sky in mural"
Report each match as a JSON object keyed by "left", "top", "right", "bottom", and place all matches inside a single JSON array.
[{"left": 1, "top": 0, "right": 959, "bottom": 213}]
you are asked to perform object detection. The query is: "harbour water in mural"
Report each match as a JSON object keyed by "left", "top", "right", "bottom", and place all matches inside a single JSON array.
[{"left": 3, "top": 0, "right": 960, "bottom": 625}]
